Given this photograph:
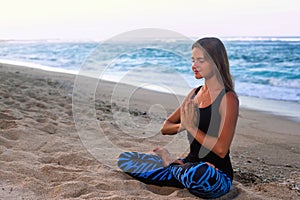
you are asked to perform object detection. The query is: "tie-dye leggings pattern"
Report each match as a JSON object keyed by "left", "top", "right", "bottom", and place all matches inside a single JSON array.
[{"left": 118, "top": 152, "right": 232, "bottom": 199}]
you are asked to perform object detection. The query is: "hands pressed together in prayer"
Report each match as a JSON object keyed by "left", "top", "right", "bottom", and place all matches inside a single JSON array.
[{"left": 180, "top": 99, "right": 199, "bottom": 134}]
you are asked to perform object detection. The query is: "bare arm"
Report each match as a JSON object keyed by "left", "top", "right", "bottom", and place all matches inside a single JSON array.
[
  {"left": 160, "top": 88, "right": 197, "bottom": 135},
  {"left": 160, "top": 106, "right": 182, "bottom": 135},
  {"left": 182, "top": 91, "right": 239, "bottom": 158}
]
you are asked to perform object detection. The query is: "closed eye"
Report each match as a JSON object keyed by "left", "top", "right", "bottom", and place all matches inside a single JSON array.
[{"left": 192, "top": 58, "right": 205, "bottom": 63}]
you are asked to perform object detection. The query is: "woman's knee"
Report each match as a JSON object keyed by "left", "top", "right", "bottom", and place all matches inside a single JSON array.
[
  {"left": 182, "top": 162, "right": 210, "bottom": 185},
  {"left": 184, "top": 164, "right": 232, "bottom": 198}
]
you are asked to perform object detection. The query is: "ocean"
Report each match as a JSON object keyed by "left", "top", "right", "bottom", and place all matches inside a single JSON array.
[{"left": 0, "top": 37, "right": 299, "bottom": 121}]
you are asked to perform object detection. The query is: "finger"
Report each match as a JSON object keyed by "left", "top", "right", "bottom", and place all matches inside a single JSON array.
[
  {"left": 184, "top": 101, "right": 189, "bottom": 114},
  {"left": 180, "top": 106, "right": 185, "bottom": 124},
  {"left": 180, "top": 105, "right": 185, "bottom": 116},
  {"left": 193, "top": 99, "right": 198, "bottom": 108},
  {"left": 193, "top": 97, "right": 198, "bottom": 106},
  {"left": 189, "top": 100, "right": 194, "bottom": 116}
]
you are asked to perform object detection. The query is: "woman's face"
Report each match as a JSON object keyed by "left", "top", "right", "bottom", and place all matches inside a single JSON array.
[{"left": 191, "top": 47, "right": 214, "bottom": 79}]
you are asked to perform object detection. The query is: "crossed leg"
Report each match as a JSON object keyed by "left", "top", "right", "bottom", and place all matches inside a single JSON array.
[{"left": 118, "top": 149, "right": 232, "bottom": 198}]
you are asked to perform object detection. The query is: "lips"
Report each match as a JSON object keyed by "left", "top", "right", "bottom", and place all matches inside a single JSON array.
[{"left": 192, "top": 66, "right": 201, "bottom": 74}]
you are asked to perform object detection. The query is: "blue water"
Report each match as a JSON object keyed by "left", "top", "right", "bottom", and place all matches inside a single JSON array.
[{"left": 0, "top": 37, "right": 299, "bottom": 120}]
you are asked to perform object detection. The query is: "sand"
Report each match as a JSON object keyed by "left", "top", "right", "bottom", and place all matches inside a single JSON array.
[{"left": 0, "top": 63, "right": 299, "bottom": 200}]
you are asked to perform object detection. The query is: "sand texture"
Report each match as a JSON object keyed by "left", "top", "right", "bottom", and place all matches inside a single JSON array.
[{"left": 0, "top": 63, "right": 299, "bottom": 199}]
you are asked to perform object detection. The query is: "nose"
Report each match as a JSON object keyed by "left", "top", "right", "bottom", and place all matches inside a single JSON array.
[{"left": 192, "top": 63, "right": 200, "bottom": 70}]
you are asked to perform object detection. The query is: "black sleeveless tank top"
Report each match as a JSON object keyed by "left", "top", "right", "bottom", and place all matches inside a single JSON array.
[{"left": 185, "top": 86, "right": 233, "bottom": 180}]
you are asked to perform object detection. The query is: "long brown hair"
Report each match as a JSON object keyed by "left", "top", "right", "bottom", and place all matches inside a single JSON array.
[{"left": 192, "top": 37, "right": 234, "bottom": 92}]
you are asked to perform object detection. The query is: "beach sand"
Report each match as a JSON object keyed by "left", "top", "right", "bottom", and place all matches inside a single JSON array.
[{"left": 0, "top": 63, "right": 299, "bottom": 200}]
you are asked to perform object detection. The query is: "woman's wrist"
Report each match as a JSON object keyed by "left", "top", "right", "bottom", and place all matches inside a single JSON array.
[
  {"left": 177, "top": 123, "right": 186, "bottom": 133},
  {"left": 186, "top": 125, "right": 198, "bottom": 136},
  {"left": 177, "top": 123, "right": 183, "bottom": 133}
]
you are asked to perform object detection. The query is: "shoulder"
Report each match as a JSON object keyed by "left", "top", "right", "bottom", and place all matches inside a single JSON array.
[
  {"left": 220, "top": 91, "right": 239, "bottom": 112},
  {"left": 224, "top": 91, "right": 239, "bottom": 104}
]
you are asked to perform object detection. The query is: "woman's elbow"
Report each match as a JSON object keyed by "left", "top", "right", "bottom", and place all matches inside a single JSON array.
[
  {"left": 218, "top": 151, "right": 227, "bottom": 159},
  {"left": 215, "top": 146, "right": 228, "bottom": 159},
  {"left": 160, "top": 127, "right": 167, "bottom": 135},
  {"left": 160, "top": 122, "right": 168, "bottom": 135},
  {"left": 160, "top": 121, "right": 177, "bottom": 135}
]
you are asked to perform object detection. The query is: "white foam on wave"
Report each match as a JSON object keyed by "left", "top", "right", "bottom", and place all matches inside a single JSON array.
[
  {"left": 269, "top": 78, "right": 300, "bottom": 89},
  {"left": 235, "top": 81, "right": 300, "bottom": 102}
]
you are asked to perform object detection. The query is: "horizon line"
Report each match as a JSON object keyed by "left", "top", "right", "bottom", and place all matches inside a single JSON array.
[{"left": 1, "top": 35, "right": 300, "bottom": 43}]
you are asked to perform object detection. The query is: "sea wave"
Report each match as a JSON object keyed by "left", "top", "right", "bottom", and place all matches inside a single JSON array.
[{"left": 0, "top": 38, "right": 299, "bottom": 104}]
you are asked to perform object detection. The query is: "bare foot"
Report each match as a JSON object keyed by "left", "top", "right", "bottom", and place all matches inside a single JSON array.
[{"left": 153, "top": 147, "right": 176, "bottom": 167}]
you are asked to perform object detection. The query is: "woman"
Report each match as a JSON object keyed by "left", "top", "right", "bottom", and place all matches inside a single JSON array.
[{"left": 118, "top": 37, "right": 239, "bottom": 199}]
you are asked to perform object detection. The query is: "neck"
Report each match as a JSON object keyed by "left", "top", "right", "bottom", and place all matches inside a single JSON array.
[{"left": 203, "top": 76, "right": 224, "bottom": 92}]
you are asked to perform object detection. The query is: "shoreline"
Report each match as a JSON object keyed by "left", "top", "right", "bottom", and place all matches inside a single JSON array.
[
  {"left": 239, "top": 96, "right": 300, "bottom": 123},
  {"left": 1, "top": 60, "right": 299, "bottom": 123},
  {"left": 1, "top": 62, "right": 300, "bottom": 199}
]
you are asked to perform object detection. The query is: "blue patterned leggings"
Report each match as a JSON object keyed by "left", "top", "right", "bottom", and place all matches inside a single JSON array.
[{"left": 118, "top": 152, "right": 232, "bottom": 199}]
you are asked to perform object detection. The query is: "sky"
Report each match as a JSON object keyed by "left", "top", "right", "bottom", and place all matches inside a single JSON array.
[{"left": 1, "top": 0, "right": 299, "bottom": 40}]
